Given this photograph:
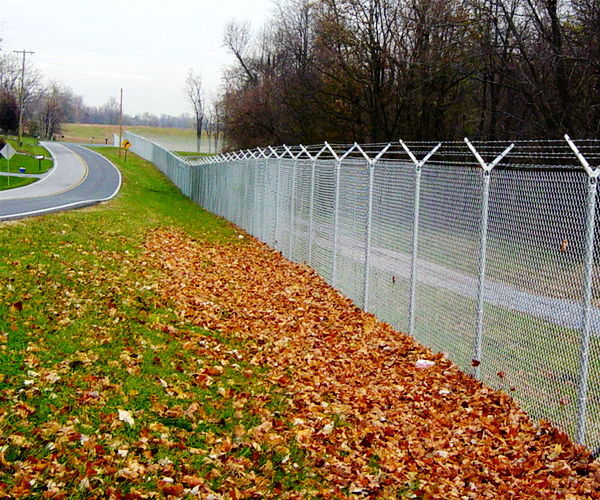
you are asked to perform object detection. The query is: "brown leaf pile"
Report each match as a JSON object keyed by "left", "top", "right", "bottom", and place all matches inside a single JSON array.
[{"left": 145, "top": 228, "right": 600, "bottom": 499}]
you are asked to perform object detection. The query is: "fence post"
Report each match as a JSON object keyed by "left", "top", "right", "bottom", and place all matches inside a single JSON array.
[
  {"left": 326, "top": 143, "right": 342, "bottom": 287},
  {"left": 355, "top": 143, "right": 391, "bottom": 311},
  {"left": 465, "top": 138, "right": 514, "bottom": 379},
  {"left": 400, "top": 141, "right": 441, "bottom": 336},
  {"left": 329, "top": 144, "right": 358, "bottom": 288},
  {"left": 289, "top": 149, "right": 297, "bottom": 259},
  {"left": 257, "top": 147, "right": 269, "bottom": 242},
  {"left": 249, "top": 150, "right": 259, "bottom": 236},
  {"left": 269, "top": 145, "right": 285, "bottom": 248},
  {"left": 283, "top": 146, "right": 300, "bottom": 260},
  {"left": 242, "top": 151, "right": 250, "bottom": 230},
  {"left": 307, "top": 145, "right": 329, "bottom": 267},
  {"left": 364, "top": 158, "right": 375, "bottom": 311},
  {"left": 243, "top": 151, "right": 252, "bottom": 229},
  {"left": 565, "top": 135, "right": 598, "bottom": 445},
  {"left": 263, "top": 147, "right": 276, "bottom": 244}
]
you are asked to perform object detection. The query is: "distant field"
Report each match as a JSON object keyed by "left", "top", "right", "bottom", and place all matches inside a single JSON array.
[
  {"left": 60, "top": 124, "right": 120, "bottom": 144},
  {"left": 61, "top": 123, "right": 222, "bottom": 153},
  {"left": 175, "top": 151, "right": 213, "bottom": 157}
]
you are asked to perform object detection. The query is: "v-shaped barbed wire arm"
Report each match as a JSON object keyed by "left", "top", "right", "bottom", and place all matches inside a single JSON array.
[
  {"left": 464, "top": 138, "right": 514, "bottom": 379},
  {"left": 399, "top": 141, "right": 442, "bottom": 336}
]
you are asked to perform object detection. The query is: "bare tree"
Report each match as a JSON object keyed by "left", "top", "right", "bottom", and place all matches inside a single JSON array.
[
  {"left": 37, "top": 83, "right": 68, "bottom": 139},
  {"left": 221, "top": 0, "right": 600, "bottom": 147},
  {"left": 223, "top": 20, "right": 257, "bottom": 84},
  {"left": 184, "top": 70, "right": 205, "bottom": 153},
  {"left": 99, "top": 96, "right": 120, "bottom": 124},
  {"left": 0, "top": 52, "right": 42, "bottom": 126},
  {"left": 210, "top": 99, "right": 223, "bottom": 153}
]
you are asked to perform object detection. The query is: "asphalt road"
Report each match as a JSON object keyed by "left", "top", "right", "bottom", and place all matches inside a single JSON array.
[{"left": 0, "top": 143, "right": 121, "bottom": 221}]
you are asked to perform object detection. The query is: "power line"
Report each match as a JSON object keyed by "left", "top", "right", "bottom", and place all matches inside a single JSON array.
[{"left": 13, "top": 49, "right": 34, "bottom": 146}]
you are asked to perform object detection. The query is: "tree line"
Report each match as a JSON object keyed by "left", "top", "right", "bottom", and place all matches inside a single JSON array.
[
  {"left": 220, "top": 0, "right": 600, "bottom": 149},
  {"left": 0, "top": 46, "right": 194, "bottom": 140}
]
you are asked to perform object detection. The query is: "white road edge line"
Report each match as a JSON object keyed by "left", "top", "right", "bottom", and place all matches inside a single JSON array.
[
  {"left": 0, "top": 142, "right": 88, "bottom": 200},
  {"left": 0, "top": 146, "right": 122, "bottom": 221}
]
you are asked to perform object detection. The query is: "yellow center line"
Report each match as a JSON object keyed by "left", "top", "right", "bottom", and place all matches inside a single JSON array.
[
  {"left": 48, "top": 148, "right": 90, "bottom": 196},
  {"left": 22, "top": 145, "right": 90, "bottom": 199}
]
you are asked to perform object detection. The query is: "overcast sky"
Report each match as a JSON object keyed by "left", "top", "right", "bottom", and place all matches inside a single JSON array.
[{"left": 0, "top": 0, "right": 275, "bottom": 116}]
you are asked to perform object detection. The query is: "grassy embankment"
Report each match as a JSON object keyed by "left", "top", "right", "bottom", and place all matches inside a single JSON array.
[
  {"left": 0, "top": 148, "right": 318, "bottom": 497},
  {"left": 1, "top": 147, "right": 598, "bottom": 497},
  {"left": 0, "top": 136, "right": 54, "bottom": 191},
  {"left": 0, "top": 176, "right": 37, "bottom": 191}
]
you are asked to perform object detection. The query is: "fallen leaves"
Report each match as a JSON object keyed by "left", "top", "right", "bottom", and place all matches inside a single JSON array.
[
  {"left": 2, "top": 219, "right": 598, "bottom": 498},
  {"left": 415, "top": 359, "right": 435, "bottom": 369},
  {"left": 143, "top": 228, "right": 600, "bottom": 499},
  {"left": 117, "top": 409, "right": 135, "bottom": 427}
]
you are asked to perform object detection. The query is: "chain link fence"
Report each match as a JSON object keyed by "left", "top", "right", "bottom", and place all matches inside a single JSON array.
[{"left": 125, "top": 131, "right": 600, "bottom": 453}]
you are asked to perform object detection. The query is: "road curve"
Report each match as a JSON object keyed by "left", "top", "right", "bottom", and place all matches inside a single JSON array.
[{"left": 0, "top": 143, "right": 121, "bottom": 221}]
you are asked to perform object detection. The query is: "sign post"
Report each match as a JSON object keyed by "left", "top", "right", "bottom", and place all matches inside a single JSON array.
[
  {"left": 1, "top": 143, "right": 16, "bottom": 188},
  {"left": 34, "top": 155, "right": 44, "bottom": 173},
  {"left": 122, "top": 139, "right": 131, "bottom": 162}
]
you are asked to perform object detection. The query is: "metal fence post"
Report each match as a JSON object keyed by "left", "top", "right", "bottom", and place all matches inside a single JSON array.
[
  {"left": 565, "top": 135, "right": 599, "bottom": 445},
  {"left": 329, "top": 143, "right": 357, "bottom": 288},
  {"left": 297, "top": 145, "right": 314, "bottom": 263},
  {"left": 400, "top": 141, "right": 441, "bottom": 337},
  {"left": 257, "top": 147, "right": 269, "bottom": 242},
  {"left": 288, "top": 147, "right": 301, "bottom": 260},
  {"left": 327, "top": 144, "right": 342, "bottom": 287},
  {"left": 364, "top": 161, "right": 375, "bottom": 311},
  {"left": 307, "top": 145, "right": 329, "bottom": 267},
  {"left": 355, "top": 143, "right": 391, "bottom": 311},
  {"left": 465, "top": 138, "right": 514, "bottom": 379},
  {"left": 249, "top": 150, "right": 259, "bottom": 236},
  {"left": 308, "top": 153, "right": 317, "bottom": 266},
  {"left": 271, "top": 146, "right": 283, "bottom": 249},
  {"left": 242, "top": 152, "right": 250, "bottom": 232},
  {"left": 410, "top": 165, "right": 422, "bottom": 335},
  {"left": 331, "top": 158, "right": 341, "bottom": 287}
]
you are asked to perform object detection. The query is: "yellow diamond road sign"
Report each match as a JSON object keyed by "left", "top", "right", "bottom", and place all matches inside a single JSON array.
[{"left": 122, "top": 140, "right": 131, "bottom": 149}]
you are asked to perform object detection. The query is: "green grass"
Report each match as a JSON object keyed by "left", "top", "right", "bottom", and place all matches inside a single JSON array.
[
  {"left": 0, "top": 175, "right": 38, "bottom": 190},
  {"left": 1, "top": 136, "right": 53, "bottom": 174},
  {"left": 7, "top": 135, "right": 49, "bottom": 157},
  {"left": 61, "top": 124, "right": 221, "bottom": 152},
  {"left": 0, "top": 147, "right": 321, "bottom": 497},
  {"left": 61, "top": 124, "right": 204, "bottom": 143},
  {"left": 175, "top": 151, "right": 214, "bottom": 157},
  {"left": 59, "top": 123, "right": 120, "bottom": 142}
]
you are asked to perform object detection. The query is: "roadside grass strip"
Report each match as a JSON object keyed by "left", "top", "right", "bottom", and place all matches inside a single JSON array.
[
  {"left": 0, "top": 147, "right": 597, "bottom": 498},
  {"left": 0, "top": 148, "right": 316, "bottom": 498},
  {"left": 0, "top": 176, "right": 38, "bottom": 191},
  {"left": 1, "top": 137, "right": 54, "bottom": 175}
]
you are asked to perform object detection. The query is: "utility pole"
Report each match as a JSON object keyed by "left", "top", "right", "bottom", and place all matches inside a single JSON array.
[
  {"left": 118, "top": 88, "right": 123, "bottom": 157},
  {"left": 13, "top": 49, "right": 34, "bottom": 147}
]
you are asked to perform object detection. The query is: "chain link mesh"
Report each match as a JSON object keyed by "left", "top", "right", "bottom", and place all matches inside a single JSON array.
[{"left": 126, "top": 131, "right": 600, "bottom": 452}]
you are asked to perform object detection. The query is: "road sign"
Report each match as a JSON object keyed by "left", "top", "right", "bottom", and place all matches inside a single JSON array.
[
  {"left": 0, "top": 143, "right": 16, "bottom": 160},
  {"left": 122, "top": 140, "right": 131, "bottom": 150}
]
